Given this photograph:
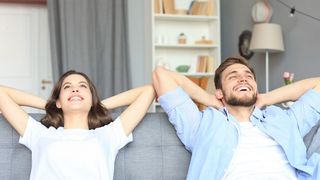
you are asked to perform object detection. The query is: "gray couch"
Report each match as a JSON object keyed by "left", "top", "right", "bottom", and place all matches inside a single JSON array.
[
  {"left": 1, "top": 112, "right": 320, "bottom": 180},
  {"left": 0, "top": 113, "right": 190, "bottom": 180}
]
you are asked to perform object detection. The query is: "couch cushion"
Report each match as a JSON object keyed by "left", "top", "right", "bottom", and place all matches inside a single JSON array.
[
  {"left": 113, "top": 112, "right": 191, "bottom": 180},
  {"left": 0, "top": 113, "right": 191, "bottom": 180}
]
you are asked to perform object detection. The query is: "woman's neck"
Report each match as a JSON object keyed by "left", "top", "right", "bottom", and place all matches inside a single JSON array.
[{"left": 63, "top": 112, "right": 89, "bottom": 129}]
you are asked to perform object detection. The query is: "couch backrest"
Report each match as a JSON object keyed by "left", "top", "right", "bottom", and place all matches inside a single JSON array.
[{"left": 0, "top": 113, "right": 191, "bottom": 180}]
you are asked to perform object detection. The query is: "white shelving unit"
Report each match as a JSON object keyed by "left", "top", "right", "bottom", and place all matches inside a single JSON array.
[{"left": 150, "top": 0, "right": 221, "bottom": 112}]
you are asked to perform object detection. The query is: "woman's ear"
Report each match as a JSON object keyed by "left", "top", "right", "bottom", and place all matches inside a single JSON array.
[
  {"left": 56, "top": 100, "right": 61, "bottom": 108},
  {"left": 215, "top": 89, "right": 223, "bottom": 100}
]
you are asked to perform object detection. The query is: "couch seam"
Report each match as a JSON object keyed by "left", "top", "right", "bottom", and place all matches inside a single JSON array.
[
  {"left": 10, "top": 128, "right": 13, "bottom": 179},
  {"left": 124, "top": 140, "right": 127, "bottom": 180},
  {"left": 160, "top": 115, "right": 164, "bottom": 180}
]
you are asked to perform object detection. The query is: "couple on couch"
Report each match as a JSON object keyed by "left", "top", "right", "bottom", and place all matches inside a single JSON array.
[{"left": 0, "top": 56, "right": 319, "bottom": 179}]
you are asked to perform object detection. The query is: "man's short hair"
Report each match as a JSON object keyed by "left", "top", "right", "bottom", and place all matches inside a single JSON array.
[{"left": 214, "top": 56, "right": 256, "bottom": 89}]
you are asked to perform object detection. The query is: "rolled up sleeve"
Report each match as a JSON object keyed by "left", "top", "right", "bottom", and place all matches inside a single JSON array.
[
  {"left": 158, "top": 87, "right": 202, "bottom": 151},
  {"left": 290, "top": 89, "right": 320, "bottom": 136}
]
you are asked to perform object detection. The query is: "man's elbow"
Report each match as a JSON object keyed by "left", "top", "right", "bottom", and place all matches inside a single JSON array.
[
  {"left": 314, "top": 84, "right": 320, "bottom": 93},
  {"left": 152, "top": 66, "right": 168, "bottom": 86}
]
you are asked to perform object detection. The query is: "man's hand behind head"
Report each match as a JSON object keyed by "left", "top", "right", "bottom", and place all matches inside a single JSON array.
[
  {"left": 255, "top": 93, "right": 268, "bottom": 109},
  {"left": 212, "top": 94, "right": 224, "bottom": 109}
]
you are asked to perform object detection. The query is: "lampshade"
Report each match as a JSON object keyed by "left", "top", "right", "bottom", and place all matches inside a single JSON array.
[{"left": 249, "top": 23, "right": 284, "bottom": 52}]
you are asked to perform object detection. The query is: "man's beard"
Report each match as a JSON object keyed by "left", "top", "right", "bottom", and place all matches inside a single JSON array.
[{"left": 223, "top": 91, "right": 257, "bottom": 107}]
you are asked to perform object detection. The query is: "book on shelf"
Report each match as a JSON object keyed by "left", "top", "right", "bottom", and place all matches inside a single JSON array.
[
  {"left": 163, "top": 0, "right": 175, "bottom": 14},
  {"left": 196, "top": 55, "right": 215, "bottom": 73},
  {"left": 154, "top": 0, "right": 163, "bottom": 14},
  {"left": 189, "top": 0, "right": 215, "bottom": 16},
  {"left": 206, "top": 56, "right": 215, "bottom": 73},
  {"left": 187, "top": 76, "right": 216, "bottom": 110},
  {"left": 206, "top": 0, "right": 215, "bottom": 16},
  {"left": 196, "top": 56, "right": 207, "bottom": 73}
]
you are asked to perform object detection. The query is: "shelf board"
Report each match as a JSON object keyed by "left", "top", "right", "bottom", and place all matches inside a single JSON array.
[
  {"left": 154, "top": 14, "right": 218, "bottom": 22},
  {"left": 181, "top": 72, "right": 215, "bottom": 77},
  {"left": 155, "top": 44, "right": 218, "bottom": 49}
]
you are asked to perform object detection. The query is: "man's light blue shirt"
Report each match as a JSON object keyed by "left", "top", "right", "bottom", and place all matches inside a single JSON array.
[{"left": 159, "top": 87, "right": 320, "bottom": 180}]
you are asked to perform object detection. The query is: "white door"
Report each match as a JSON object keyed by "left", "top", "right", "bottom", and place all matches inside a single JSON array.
[{"left": 0, "top": 3, "right": 52, "bottom": 112}]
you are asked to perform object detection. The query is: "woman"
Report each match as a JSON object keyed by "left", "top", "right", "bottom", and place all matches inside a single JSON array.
[{"left": 0, "top": 70, "right": 155, "bottom": 180}]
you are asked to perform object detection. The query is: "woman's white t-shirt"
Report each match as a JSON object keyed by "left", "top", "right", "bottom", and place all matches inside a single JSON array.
[{"left": 19, "top": 116, "right": 132, "bottom": 180}]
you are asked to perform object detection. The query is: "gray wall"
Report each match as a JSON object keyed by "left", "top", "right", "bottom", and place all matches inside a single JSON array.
[
  {"left": 128, "top": 0, "right": 149, "bottom": 88},
  {"left": 129, "top": 0, "right": 320, "bottom": 91},
  {"left": 221, "top": 0, "right": 320, "bottom": 92}
]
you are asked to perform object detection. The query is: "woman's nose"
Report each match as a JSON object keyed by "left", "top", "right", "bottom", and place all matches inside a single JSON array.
[{"left": 72, "top": 88, "right": 79, "bottom": 93}]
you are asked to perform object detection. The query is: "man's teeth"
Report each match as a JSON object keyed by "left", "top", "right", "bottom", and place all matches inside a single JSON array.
[{"left": 238, "top": 87, "right": 249, "bottom": 91}]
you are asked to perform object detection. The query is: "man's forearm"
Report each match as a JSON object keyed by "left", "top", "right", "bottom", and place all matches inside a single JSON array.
[
  {"left": 264, "top": 77, "right": 320, "bottom": 106},
  {"left": 164, "top": 70, "right": 221, "bottom": 108}
]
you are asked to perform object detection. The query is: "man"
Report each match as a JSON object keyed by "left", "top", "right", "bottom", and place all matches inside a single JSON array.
[{"left": 152, "top": 56, "right": 320, "bottom": 179}]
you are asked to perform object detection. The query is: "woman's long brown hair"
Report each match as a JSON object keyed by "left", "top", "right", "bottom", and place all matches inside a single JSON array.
[{"left": 41, "top": 70, "right": 113, "bottom": 129}]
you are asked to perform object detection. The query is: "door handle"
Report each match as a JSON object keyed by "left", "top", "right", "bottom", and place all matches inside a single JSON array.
[
  {"left": 41, "top": 80, "right": 52, "bottom": 84},
  {"left": 41, "top": 80, "right": 52, "bottom": 90}
]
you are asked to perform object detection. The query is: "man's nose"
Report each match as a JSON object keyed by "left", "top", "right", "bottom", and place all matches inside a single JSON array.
[{"left": 239, "top": 77, "right": 247, "bottom": 83}]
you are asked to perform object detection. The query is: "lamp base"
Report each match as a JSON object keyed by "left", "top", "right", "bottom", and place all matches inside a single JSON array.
[{"left": 265, "top": 51, "right": 269, "bottom": 92}]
